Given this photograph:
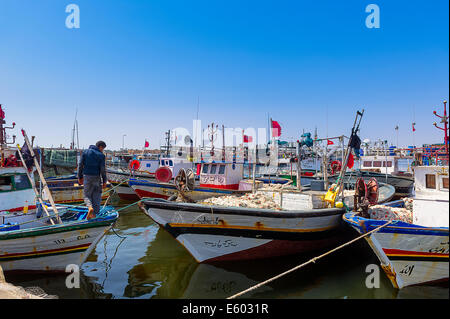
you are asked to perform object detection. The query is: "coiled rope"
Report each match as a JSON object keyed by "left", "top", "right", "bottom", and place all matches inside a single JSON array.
[{"left": 227, "top": 219, "right": 394, "bottom": 299}]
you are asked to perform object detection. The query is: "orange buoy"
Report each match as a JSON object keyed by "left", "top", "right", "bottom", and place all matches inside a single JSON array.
[{"left": 129, "top": 159, "right": 140, "bottom": 170}]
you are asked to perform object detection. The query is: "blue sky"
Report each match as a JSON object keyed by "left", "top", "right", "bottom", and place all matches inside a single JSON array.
[{"left": 0, "top": 0, "right": 448, "bottom": 150}]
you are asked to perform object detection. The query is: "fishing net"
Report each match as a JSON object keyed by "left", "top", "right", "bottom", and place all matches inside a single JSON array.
[{"left": 43, "top": 149, "right": 78, "bottom": 168}]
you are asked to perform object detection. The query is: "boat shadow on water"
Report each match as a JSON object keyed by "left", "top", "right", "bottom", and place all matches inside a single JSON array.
[{"left": 4, "top": 205, "right": 447, "bottom": 299}]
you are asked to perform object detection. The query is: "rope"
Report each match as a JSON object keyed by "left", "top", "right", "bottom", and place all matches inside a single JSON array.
[
  {"left": 101, "top": 178, "right": 130, "bottom": 196},
  {"left": 227, "top": 218, "right": 394, "bottom": 299}
]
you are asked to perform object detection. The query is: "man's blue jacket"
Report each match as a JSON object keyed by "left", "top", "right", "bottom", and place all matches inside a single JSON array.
[{"left": 77, "top": 145, "right": 107, "bottom": 182}]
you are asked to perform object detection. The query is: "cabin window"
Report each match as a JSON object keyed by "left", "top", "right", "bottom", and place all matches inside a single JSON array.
[
  {"left": 146, "top": 163, "right": 151, "bottom": 168},
  {"left": 363, "top": 161, "right": 372, "bottom": 167},
  {"left": 442, "top": 177, "right": 449, "bottom": 189},
  {"left": 160, "top": 161, "right": 164, "bottom": 166},
  {"left": 425, "top": 174, "right": 436, "bottom": 189},
  {"left": 14, "top": 175, "right": 31, "bottom": 190},
  {"left": 0, "top": 176, "right": 13, "bottom": 192},
  {"left": 202, "top": 164, "right": 209, "bottom": 174},
  {"left": 210, "top": 165, "right": 217, "bottom": 175},
  {"left": 373, "top": 161, "right": 382, "bottom": 168},
  {"left": 218, "top": 165, "right": 226, "bottom": 175},
  {"left": 383, "top": 161, "right": 392, "bottom": 167},
  {"left": 169, "top": 160, "right": 173, "bottom": 167}
]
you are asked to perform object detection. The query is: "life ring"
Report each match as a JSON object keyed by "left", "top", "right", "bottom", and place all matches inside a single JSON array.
[
  {"left": 330, "top": 160, "right": 342, "bottom": 175},
  {"left": 129, "top": 160, "right": 140, "bottom": 171},
  {"left": 155, "top": 166, "right": 172, "bottom": 183}
]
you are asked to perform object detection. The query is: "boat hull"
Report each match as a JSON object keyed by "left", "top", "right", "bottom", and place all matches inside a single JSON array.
[
  {"left": 0, "top": 212, "right": 117, "bottom": 272},
  {"left": 130, "top": 180, "right": 250, "bottom": 202},
  {"left": 343, "top": 212, "right": 449, "bottom": 288},
  {"left": 45, "top": 184, "right": 111, "bottom": 204},
  {"left": 141, "top": 200, "right": 346, "bottom": 263}
]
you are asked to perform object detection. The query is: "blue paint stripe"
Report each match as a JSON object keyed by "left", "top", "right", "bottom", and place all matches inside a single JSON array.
[
  {"left": 128, "top": 180, "right": 236, "bottom": 194},
  {"left": 343, "top": 213, "right": 449, "bottom": 236}
]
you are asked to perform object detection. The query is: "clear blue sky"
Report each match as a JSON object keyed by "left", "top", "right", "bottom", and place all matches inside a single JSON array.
[{"left": 0, "top": 0, "right": 448, "bottom": 150}]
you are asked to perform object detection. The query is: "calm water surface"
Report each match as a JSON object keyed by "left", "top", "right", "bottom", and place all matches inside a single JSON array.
[{"left": 5, "top": 198, "right": 448, "bottom": 299}]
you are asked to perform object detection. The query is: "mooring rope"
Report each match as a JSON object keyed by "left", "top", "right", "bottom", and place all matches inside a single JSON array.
[
  {"left": 101, "top": 178, "right": 131, "bottom": 196},
  {"left": 227, "top": 219, "right": 394, "bottom": 299}
]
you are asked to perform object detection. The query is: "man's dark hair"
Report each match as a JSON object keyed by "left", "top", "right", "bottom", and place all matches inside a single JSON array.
[{"left": 96, "top": 141, "right": 107, "bottom": 148}]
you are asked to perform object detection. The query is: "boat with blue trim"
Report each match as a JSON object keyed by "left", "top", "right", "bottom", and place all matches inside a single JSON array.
[{"left": 343, "top": 165, "right": 449, "bottom": 288}]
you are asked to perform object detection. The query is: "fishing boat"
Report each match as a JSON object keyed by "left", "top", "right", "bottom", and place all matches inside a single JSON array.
[
  {"left": 0, "top": 203, "right": 118, "bottom": 273},
  {"left": 343, "top": 165, "right": 449, "bottom": 288},
  {"left": 0, "top": 111, "right": 119, "bottom": 272},
  {"left": 44, "top": 175, "right": 112, "bottom": 204},
  {"left": 328, "top": 170, "right": 414, "bottom": 197},
  {"left": 137, "top": 180, "right": 394, "bottom": 264},
  {"left": 129, "top": 161, "right": 253, "bottom": 202},
  {"left": 107, "top": 156, "right": 191, "bottom": 201}
]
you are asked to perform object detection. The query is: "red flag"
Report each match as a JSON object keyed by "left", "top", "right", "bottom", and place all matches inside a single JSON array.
[
  {"left": 0, "top": 105, "right": 5, "bottom": 120},
  {"left": 347, "top": 152, "right": 354, "bottom": 169},
  {"left": 327, "top": 139, "right": 334, "bottom": 145},
  {"left": 144, "top": 140, "right": 149, "bottom": 148},
  {"left": 412, "top": 123, "right": 416, "bottom": 132},
  {"left": 243, "top": 135, "right": 252, "bottom": 143},
  {"left": 271, "top": 120, "right": 281, "bottom": 137}
]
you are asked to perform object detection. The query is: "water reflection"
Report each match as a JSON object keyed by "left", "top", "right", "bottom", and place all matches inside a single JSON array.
[{"left": 3, "top": 203, "right": 448, "bottom": 299}]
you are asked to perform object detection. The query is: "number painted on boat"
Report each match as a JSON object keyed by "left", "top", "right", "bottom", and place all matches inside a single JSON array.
[
  {"left": 428, "top": 242, "right": 449, "bottom": 254},
  {"left": 204, "top": 239, "right": 237, "bottom": 248},
  {"left": 54, "top": 239, "right": 66, "bottom": 245},
  {"left": 198, "top": 216, "right": 220, "bottom": 225},
  {"left": 399, "top": 264, "right": 414, "bottom": 276},
  {"left": 77, "top": 234, "right": 90, "bottom": 240}
]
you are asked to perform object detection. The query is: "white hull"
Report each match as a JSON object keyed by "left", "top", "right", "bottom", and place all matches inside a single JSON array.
[
  {"left": 0, "top": 219, "right": 113, "bottom": 272},
  {"left": 142, "top": 201, "right": 345, "bottom": 263}
]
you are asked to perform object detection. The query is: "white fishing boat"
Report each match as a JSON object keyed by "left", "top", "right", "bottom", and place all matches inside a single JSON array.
[
  {"left": 0, "top": 118, "right": 119, "bottom": 273},
  {"left": 129, "top": 161, "right": 253, "bottom": 202},
  {"left": 0, "top": 203, "right": 118, "bottom": 273},
  {"left": 343, "top": 165, "right": 449, "bottom": 288}
]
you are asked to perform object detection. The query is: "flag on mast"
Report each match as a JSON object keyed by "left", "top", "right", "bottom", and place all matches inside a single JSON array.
[
  {"left": 144, "top": 140, "right": 149, "bottom": 148},
  {"left": 327, "top": 139, "right": 334, "bottom": 145},
  {"left": 270, "top": 119, "right": 281, "bottom": 138},
  {"left": 412, "top": 122, "right": 416, "bottom": 132}
]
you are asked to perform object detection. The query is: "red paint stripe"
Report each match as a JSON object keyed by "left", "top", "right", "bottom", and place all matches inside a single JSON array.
[
  {"left": 199, "top": 184, "right": 240, "bottom": 190},
  {"left": 206, "top": 237, "right": 342, "bottom": 263},
  {"left": 1, "top": 243, "right": 91, "bottom": 258},
  {"left": 117, "top": 192, "right": 140, "bottom": 201},
  {"left": 383, "top": 248, "right": 449, "bottom": 257},
  {"left": 1, "top": 205, "right": 37, "bottom": 212},
  {"left": 134, "top": 188, "right": 169, "bottom": 200}
]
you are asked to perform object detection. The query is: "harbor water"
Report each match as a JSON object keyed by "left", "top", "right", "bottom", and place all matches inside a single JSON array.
[{"left": 4, "top": 199, "right": 448, "bottom": 299}]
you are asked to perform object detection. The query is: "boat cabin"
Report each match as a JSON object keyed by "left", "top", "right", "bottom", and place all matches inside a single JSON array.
[
  {"left": 412, "top": 165, "right": 449, "bottom": 228},
  {"left": 357, "top": 155, "right": 413, "bottom": 176},
  {"left": 199, "top": 162, "right": 243, "bottom": 190},
  {"left": 159, "top": 157, "right": 192, "bottom": 180},
  {"left": 0, "top": 166, "right": 35, "bottom": 212},
  {"left": 137, "top": 159, "right": 160, "bottom": 175}
]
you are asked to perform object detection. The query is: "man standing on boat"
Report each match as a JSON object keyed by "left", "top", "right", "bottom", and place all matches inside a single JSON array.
[{"left": 77, "top": 141, "right": 107, "bottom": 220}]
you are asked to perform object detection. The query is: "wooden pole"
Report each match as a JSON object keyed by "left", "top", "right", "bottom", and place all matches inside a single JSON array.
[
  {"left": 16, "top": 144, "right": 55, "bottom": 225},
  {"left": 21, "top": 129, "right": 62, "bottom": 224}
]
